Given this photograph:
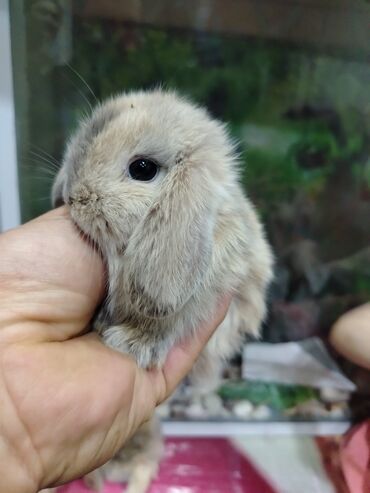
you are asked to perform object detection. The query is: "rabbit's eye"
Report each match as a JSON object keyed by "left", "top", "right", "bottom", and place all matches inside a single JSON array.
[{"left": 128, "top": 158, "right": 158, "bottom": 181}]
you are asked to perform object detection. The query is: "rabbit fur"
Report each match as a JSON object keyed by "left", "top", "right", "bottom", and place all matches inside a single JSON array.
[{"left": 52, "top": 89, "right": 273, "bottom": 492}]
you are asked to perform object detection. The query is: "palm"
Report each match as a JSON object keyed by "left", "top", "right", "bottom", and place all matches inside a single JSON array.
[
  {"left": 0, "top": 209, "right": 146, "bottom": 486},
  {"left": 0, "top": 208, "right": 228, "bottom": 492}
]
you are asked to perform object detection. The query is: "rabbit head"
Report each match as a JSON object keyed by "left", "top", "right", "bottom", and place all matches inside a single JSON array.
[{"left": 53, "top": 90, "right": 239, "bottom": 318}]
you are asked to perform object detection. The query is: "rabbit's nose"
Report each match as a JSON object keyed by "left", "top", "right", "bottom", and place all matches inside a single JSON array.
[
  {"left": 69, "top": 185, "right": 99, "bottom": 206},
  {"left": 68, "top": 196, "right": 89, "bottom": 206}
]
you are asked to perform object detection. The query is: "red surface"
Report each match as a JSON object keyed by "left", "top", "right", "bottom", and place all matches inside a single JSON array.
[
  {"left": 315, "top": 436, "right": 349, "bottom": 493},
  {"left": 340, "top": 420, "right": 370, "bottom": 493},
  {"left": 58, "top": 437, "right": 277, "bottom": 493}
]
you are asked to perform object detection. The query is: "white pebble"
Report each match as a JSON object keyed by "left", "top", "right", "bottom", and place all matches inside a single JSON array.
[
  {"left": 185, "top": 403, "right": 207, "bottom": 419},
  {"left": 233, "top": 400, "right": 254, "bottom": 418},
  {"left": 251, "top": 404, "right": 272, "bottom": 420}
]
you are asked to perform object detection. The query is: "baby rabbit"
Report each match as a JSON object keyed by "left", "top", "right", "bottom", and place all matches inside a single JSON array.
[{"left": 52, "top": 89, "right": 273, "bottom": 492}]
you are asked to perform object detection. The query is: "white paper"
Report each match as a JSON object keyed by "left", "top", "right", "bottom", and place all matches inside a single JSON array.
[{"left": 243, "top": 337, "right": 356, "bottom": 391}]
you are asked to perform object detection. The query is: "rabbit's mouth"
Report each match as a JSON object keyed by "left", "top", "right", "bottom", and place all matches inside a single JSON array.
[
  {"left": 68, "top": 201, "right": 127, "bottom": 262},
  {"left": 67, "top": 210, "right": 98, "bottom": 249},
  {"left": 67, "top": 200, "right": 102, "bottom": 245}
]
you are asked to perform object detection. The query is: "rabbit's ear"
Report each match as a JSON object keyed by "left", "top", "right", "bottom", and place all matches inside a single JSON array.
[{"left": 123, "top": 158, "right": 215, "bottom": 318}]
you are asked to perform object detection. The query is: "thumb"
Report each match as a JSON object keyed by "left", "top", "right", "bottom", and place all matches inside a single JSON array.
[{"left": 148, "top": 296, "right": 232, "bottom": 403}]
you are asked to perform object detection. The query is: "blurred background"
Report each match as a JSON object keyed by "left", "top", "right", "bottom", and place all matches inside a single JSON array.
[{"left": 4, "top": 0, "right": 370, "bottom": 432}]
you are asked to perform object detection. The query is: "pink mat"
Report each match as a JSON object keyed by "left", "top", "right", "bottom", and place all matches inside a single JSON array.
[{"left": 58, "top": 437, "right": 277, "bottom": 493}]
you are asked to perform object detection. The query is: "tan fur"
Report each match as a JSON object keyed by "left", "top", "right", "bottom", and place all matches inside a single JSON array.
[{"left": 52, "top": 89, "right": 273, "bottom": 492}]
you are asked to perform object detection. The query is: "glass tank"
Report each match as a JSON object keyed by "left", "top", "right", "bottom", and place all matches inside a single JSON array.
[{"left": 10, "top": 0, "right": 370, "bottom": 427}]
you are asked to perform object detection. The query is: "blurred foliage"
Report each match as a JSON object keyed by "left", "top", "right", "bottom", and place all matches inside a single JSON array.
[
  {"left": 17, "top": 7, "right": 370, "bottom": 262},
  {"left": 23, "top": 13, "right": 370, "bottom": 206}
]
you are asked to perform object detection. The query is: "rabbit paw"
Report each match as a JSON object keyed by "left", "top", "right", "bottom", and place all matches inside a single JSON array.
[
  {"left": 84, "top": 468, "right": 105, "bottom": 492},
  {"left": 101, "top": 325, "right": 170, "bottom": 369}
]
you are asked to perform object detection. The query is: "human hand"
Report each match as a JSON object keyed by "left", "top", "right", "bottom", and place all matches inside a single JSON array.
[
  {"left": 0, "top": 207, "right": 230, "bottom": 493},
  {"left": 329, "top": 302, "right": 370, "bottom": 370}
]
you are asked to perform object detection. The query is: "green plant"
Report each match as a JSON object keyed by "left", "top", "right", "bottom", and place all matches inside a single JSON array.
[{"left": 218, "top": 380, "right": 318, "bottom": 411}]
